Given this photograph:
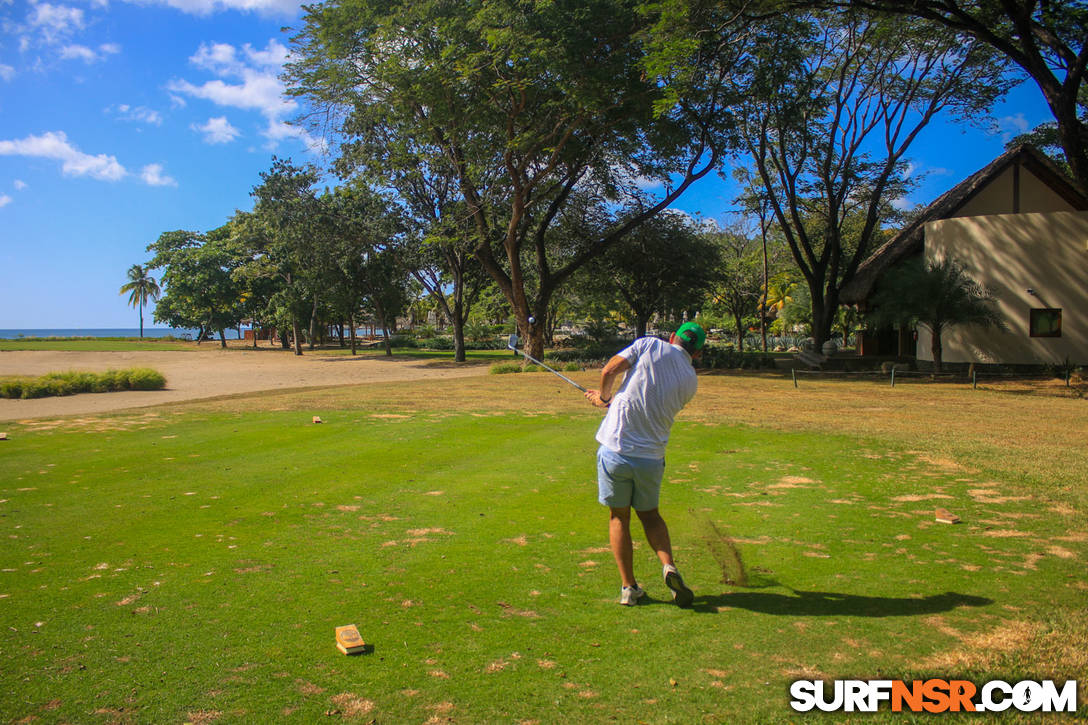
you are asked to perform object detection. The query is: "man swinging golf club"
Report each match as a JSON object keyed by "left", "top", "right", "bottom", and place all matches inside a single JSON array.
[{"left": 585, "top": 322, "right": 706, "bottom": 607}]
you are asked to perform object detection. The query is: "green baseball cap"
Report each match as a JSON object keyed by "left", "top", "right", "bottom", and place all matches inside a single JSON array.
[{"left": 674, "top": 322, "right": 706, "bottom": 351}]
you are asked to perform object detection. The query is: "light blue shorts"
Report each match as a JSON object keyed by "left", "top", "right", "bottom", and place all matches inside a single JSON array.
[{"left": 597, "top": 445, "right": 666, "bottom": 511}]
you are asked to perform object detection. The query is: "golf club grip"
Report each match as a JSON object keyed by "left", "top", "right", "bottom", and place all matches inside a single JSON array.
[{"left": 510, "top": 347, "right": 587, "bottom": 392}]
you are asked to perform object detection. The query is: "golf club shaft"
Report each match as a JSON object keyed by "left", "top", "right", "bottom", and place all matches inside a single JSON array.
[{"left": 509, "top": 346, "right": 587, "bottom": 392}]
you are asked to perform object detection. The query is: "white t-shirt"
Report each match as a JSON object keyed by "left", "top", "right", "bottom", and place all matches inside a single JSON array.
[{"left": 595, "top": 336, "right": 697, "bottom": 460}]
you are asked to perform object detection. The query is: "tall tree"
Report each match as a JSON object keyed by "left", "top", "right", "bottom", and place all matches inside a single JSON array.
[
  {"left": 325, "top": 183, "right": 408, "bottom": 356},
  {"left": 245, "top": 158, "right": 323, "bottom": 355},
  {"left": 146, "top": 229, "right": 244, "bottom": 347},
  {"left": 119, "top": 264, "right": 161, "bottom": 338},
  {"left": 867, "top": 257, "right": 1006, "bottom": 372},
  {"left": 819, "top": 0, "right": 1088, "bottom": 188},
  {"left": 729, "top": 8, "right": 1012, "bottom": 347},
  {"left": 589, "top": 212, "right": 722, "bottom": 339},
  {"left": 285, "top": 0, "right": 739, "bottom": 359},
  {"left": 705, "top": 223, "right": 786, "bottom": 350}
]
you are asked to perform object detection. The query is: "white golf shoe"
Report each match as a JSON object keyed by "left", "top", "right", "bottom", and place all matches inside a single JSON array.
[
  {"left": 663, "top": 564, "right": 693, "bottom": 608},
  {"left": 619, "top": 584, "right": 646, "bottom": 606}
]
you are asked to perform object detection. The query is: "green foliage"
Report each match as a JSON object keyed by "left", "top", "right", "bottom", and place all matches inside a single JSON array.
[
  {"left": 146, "top": 229, "right": 245, "bottom": 343},
  {"left": 696, "top": 345, "right": 776, "bottom": 370},
  {"left": 412, "top": 324, "right": 438, "bottom": 340},
  {"left": 118, "top": 264, "right": 161, "bottom": 337},
  {"left": 489, "top": 362, "right": 523, "bottom": 375},
  {"left": 0, "top": 368, "right": 166, "bottom": 398},
  {"left": 419, "top": 336, "right": 455, "bottom": 351},
  {"left": 489, "top": 362, "right": 542, "bottom": 375},
  {"left": 285, "top": 0, "right": 730, "bottom": 359},
  {"left": 579, "top": 319, "right": 621, "bottom": 345},
  {"left": 125, "top": 368, "right": 168, "bottom": 390},
  {"left": 703, "top": 222, "right": 789, "bottom": 350},
  {"left": 546, "top": 343, "right": 626, "bottom": 364},
  {"left": 584, "top": 212, "right": 723, "bottom": 337}
]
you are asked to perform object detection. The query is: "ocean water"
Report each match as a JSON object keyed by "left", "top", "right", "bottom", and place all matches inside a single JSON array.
[{"left": 0, "top": 328, "right": 244, "bottom": 340}]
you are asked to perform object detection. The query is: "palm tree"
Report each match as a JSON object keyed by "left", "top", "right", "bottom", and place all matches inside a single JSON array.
[
  {"left": 119, "top": 264, "right": 161, "bottom": 338},
  {"left": 867, "top": 257, "right": 1006, "bottom": 373}
]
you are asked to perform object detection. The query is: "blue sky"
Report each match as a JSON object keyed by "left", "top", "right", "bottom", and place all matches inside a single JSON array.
[{"left": 0, "top": 0, "right": 1055, "bottom": 329}]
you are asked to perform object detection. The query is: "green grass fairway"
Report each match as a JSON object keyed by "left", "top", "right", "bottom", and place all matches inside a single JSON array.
[{"left": 1, "top": 375, "right": 1084, "bottom": 723}]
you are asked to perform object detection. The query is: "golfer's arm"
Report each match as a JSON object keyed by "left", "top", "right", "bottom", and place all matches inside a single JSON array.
[{"left": 598, "top": 355, "right": 630, "bottom": 401}]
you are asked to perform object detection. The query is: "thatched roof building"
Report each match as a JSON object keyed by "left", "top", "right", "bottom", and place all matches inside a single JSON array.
[{"left": 841, "top": 145, "right": 1088, "bottom": 306}]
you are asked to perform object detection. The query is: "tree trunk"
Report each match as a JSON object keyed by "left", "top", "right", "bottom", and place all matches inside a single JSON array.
[
  {"left": 219, "top": 329, "right": 227, "bottom": 349},
  {"left": 139, "top": 300, "right": 144, "bottom": 338},
  {"left": 451, "top": 302, "right": 466, "bottom": 363},
  {"left": 734, "top": 312, "right": 745, "bottom": 352},
  {"left": 931, "top": 327, "right": 943, "bottom": 374},
  {"left": 349, "top": 312, "right": 358, "bottom": 356},
  {"left": 520, "top": 314, "right": 546, "bottom": 362},
  {"left": 292, "top": 318, "right": 303, "bottom": 356},
  {"left": 372, "top": 297, "right": 393, "bottom": 357},
  {"left": 308, "top": 294, "right": 318, "bottom": 350},
  {"left": 760, "top": 230, "right": 769, "bottom": 353},
  {"left": 810, "top": 284, "right": 837, "bottom": 350},
  {"left": 635, "top": 315, "right": 649, "bottom": 340}
]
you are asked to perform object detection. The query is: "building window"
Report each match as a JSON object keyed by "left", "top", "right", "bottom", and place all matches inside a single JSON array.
[{"left": 1029, "top": 308, "right": 1062, "bottom": 338}]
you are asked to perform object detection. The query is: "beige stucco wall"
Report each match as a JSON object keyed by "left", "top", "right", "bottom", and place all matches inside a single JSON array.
[
  {"left": 919, "top": 211, "right": 1088, "bottom": 365},
  {"left": 954, "top": 165, "right": 1080, "bottom": 217}
]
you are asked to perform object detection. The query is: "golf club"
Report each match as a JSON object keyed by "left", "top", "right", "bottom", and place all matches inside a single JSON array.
[{"left": 507, "top": 333, "right": 587, "bottom": 393}]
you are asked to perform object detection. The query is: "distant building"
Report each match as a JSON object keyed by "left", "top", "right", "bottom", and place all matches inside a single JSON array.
[{"left": 842, "top": 145, "right": 1088, "bottom": 366}]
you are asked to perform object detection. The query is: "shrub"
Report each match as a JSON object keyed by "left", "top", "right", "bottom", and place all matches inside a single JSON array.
[
  {"left": 420, "top": 336, "right": 455, "bottom": 350},
  {"left": 546, "top": 343, "right": 624, "bottom": 363},
  {"left": 0, "top": 379, "right": 28, "bottom": 398},
  {"left": 412, "top": 324, "right": 438, "bottom": 340},
  {"left": 489, "top": 363, "right": 543, "bottom": 375},
  {"left": 39, "top": 373, "right": 77, "bottom": 396},
  {"left": 127, "top": 368, "right": 167, "bottom": 391},
  {"left": 698, "top": 345, "right": 776, "bottom": 370},
  {"left": 0, "top": 368, "right": 166, "bottom": 398},
  {"left": 20, "top": 379, "right": 57, "bottom": 398},
  {"left": 386, "top": 335, "right": 417, "bottom": 348}
]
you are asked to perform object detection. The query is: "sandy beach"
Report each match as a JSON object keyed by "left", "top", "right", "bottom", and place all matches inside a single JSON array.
[{"left": 0, "top": 347, "right": 490, "bottom": 422}]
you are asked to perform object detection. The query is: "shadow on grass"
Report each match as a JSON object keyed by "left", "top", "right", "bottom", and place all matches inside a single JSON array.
[{"left": 690, "top": 589, "right": 992, "bottom": 617}]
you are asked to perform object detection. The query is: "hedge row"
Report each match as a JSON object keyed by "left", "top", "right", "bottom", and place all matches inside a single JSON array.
[{"left": 0, "top": 368, "right": 167, "bottom": 399}]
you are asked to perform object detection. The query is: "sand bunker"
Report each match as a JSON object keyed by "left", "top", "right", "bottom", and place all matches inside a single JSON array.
[{"left": 0, "top": 347, "right": 489, "bottom": 421}]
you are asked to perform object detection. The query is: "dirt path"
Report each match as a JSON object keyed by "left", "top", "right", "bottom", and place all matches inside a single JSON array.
[{"left": 0, "top": 348, "right": 490, "bottom": 422}]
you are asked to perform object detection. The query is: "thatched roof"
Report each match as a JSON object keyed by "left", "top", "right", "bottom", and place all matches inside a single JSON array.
[{"left": 840, "top": 144, "right": 1088, "bottom": 305}]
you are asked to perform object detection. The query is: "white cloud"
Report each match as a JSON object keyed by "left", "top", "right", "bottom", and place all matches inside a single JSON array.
[
  {"left": 109, "top": 104, "right": 163, "bottom": 125},
  {"left": 0, "top": 130, "right": 126, "bottom": 181},
  {"left": 120, "top": 0, "right": 301, "bottom": 17},
  {"left": 0, "top": 194, "right": 12, "bottom": 208},
  {"left": 996, "top": 113, "right": 1032, "bottom": 143},
  {"left": 168, "top": 75, "right": 292, "bottom": 116},
  {"left": 60, "top": 42, "right": 120, "bottom": 63},
  {"left": 169, "top": 39, "right": 312, "bottom": 149},
  {"left": 140, "top": 163, "right": 177, "bottom": 187},
  {"left": 28, "top": 3, "right": 85, "bottom": 44},
  {"left": 0, "top": 64, "right": 14, "bottom": 81},
  {"left": 14, "top": 180, "right": 28, "bottom": 190},
  {"left": 192, "top": 116, "right": 240, "bottom": 144}
]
